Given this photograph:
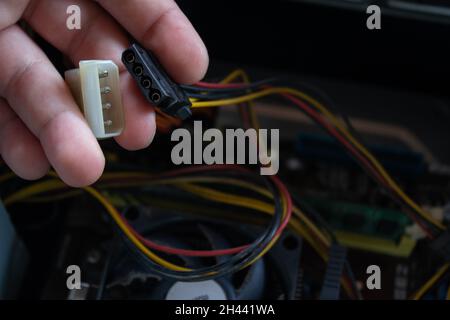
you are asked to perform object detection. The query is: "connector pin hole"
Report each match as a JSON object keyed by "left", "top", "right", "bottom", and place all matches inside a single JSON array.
[
  {"left": 133, "top": 64, "right": 144, "bottom": 77},
  {"left": 150, "top": 90, "right": 161, "bottom": 103},
  {"left": 141, "top": 77, "right": 152, "bottom": 89},
  {"left": 104, "top": 120, "right": 113, "bottom": 126},
  {"left": 103, "top": 103, "right": 112, "bottom": 110},
  {"left": 124, "top": 51, "right": 135, "bottom": 63}
]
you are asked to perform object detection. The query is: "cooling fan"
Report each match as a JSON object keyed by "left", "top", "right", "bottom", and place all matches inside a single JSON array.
[{"left": 97, "top": 208, "right": 303, "bottom": 300}]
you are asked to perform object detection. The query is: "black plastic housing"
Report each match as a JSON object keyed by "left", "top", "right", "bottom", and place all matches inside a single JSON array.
[{"left": 121, "top": 43, "right": 192, "bottom": 119}]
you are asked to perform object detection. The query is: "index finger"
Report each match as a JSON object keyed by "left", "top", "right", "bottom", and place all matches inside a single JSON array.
[{"left": 96, "top": 0, "right": 209, "bottom": 84}]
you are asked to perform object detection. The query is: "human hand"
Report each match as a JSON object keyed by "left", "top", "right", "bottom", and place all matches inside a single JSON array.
[{"left": 0, "top": 0, "right": 208, "bottom": 186}]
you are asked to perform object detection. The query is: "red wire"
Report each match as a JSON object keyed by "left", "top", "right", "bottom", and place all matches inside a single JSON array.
[{"left": 115, "top": 165, "right": 292, "bottom": 257}]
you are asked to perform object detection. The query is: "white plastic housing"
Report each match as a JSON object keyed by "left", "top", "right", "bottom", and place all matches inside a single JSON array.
[{"left": 65, "top": 60, "right": 124, "bottom": 139}]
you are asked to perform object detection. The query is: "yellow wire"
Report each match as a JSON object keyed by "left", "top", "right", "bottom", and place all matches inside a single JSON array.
[
  {"left": 84, "top": 186, "right": 190, "bottom": 271},
  {"left": 191, "top": 86, "right": 444, "bottom": 230},
  {"left": 3, "top": 179, "right": 189, "bottom": 271},
  {"left": 2, "top": 176, "right": 214, "bottom": 205},
  {"left": 220, "top": 69, "right": 247, "bottom": 84},
  {"left": 177, "top": 182, "right": 275, "bottom": 214},
  {"left": 178, "top": 183, "right": 330, "bottom": 265},
  {"left": 179, "top": 178, "right": 330, "bottom": 247},
  {"left": 411, "top": 263, "right": 450, "bottom": 300},
  {"left": 22, "top": 190, "right": 83, "bottom": 203},
  {"left": 222, "top": 69, "right": 260, "bottom": 130}
]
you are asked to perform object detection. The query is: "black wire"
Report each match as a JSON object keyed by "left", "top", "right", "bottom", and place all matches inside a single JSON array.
[{"left": 187, "top": 91, "right": 252, "bottom": 100}]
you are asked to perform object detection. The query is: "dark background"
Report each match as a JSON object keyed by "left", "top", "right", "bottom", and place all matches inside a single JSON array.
[
  {"left": 179, "top": 0, "right": 450, "bottom": 98},
  {"left": 177, "top": 0, "right": 450, "bottom": 163}
]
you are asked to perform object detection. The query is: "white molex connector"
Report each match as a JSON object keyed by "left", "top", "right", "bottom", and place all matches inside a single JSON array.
[{"left": 65, "top": 60, "right": 124, "bottom": 139}]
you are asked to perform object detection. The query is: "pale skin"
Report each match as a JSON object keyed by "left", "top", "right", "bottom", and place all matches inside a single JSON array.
[{"left": 0, "top": 0, "right": 209, "bottom": 187}]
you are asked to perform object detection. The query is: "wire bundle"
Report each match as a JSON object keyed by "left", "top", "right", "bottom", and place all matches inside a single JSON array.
[
  {"left": 107, "top": 166, "right": 292, "bottom": 280},
  {"left": 183, "top": 72, "right": 446, "bottom": 239},
  {"left": 3, "top": 165, "right": 292, "bottom": 281}
]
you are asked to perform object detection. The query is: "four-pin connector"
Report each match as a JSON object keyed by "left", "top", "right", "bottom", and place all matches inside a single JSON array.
[
  {"left": 65, "top": 60, "right": 124, "bottom": 139},
  {"left": 121, "top": 43, "right": 192, "bottom": 120}
]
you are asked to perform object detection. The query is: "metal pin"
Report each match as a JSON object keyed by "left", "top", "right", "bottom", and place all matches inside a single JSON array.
[
  {"left": 102, "top": 103, "right": 112, "bottom": 110},
  {"left": 104, "top": 120, "right": 113, "bottom": 126},
  {"left": 99, "top": 70, "right": 109, "bottom": 78},
  {"left": 101, "top": 86, "right": 111, "bottom": 94}
]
